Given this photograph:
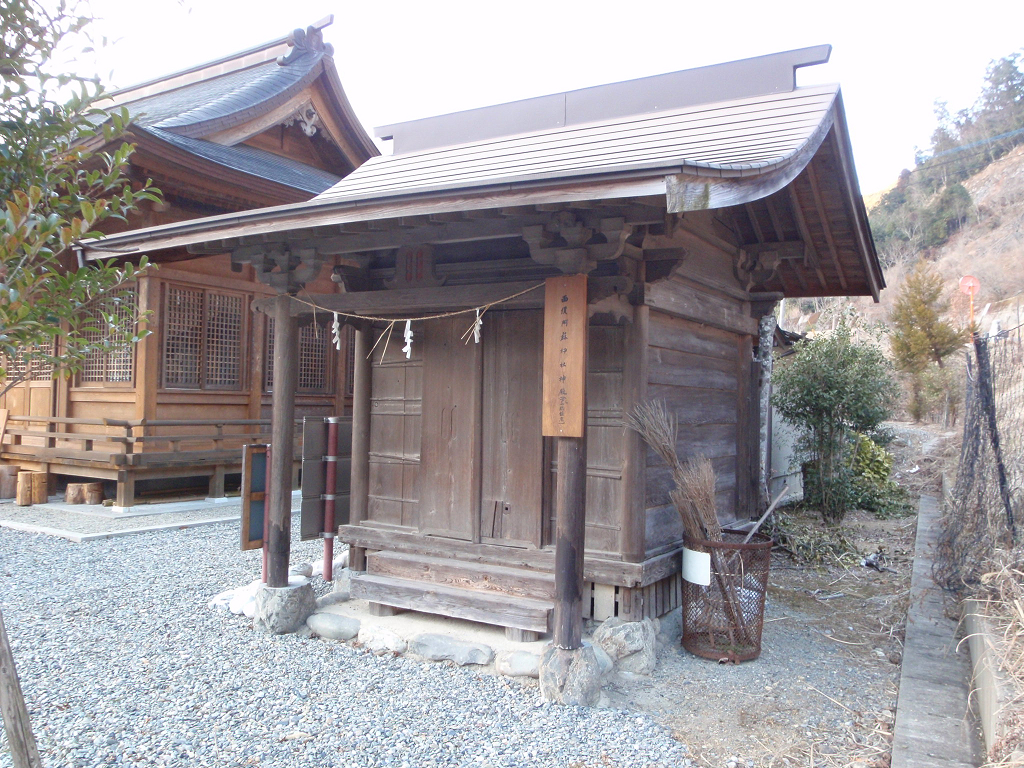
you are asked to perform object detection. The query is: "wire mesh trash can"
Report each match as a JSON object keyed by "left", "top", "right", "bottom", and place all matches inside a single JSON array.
[{"left": 681, "top": 531, "right": 772, "bottom": 662}]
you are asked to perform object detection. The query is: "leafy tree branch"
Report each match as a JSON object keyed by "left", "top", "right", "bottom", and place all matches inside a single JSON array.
[{"left": 0, "top": 0, "right": 160, "bottom": 397}]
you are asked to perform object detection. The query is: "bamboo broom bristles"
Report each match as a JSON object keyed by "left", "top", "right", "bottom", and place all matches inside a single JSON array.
[{"left": 627, "top": 401, "right": 720, "bottom": 542}]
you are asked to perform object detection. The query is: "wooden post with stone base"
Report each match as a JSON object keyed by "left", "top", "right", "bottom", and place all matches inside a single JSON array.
[
  {"left": 537, "top": 274, "right": 603, "bottom": 706},
  {"left": 252, "top": 290, "right": 317, "bottom": 636},
  {"left": 267, "top": 292, "right": 298, "bottom": 589}
]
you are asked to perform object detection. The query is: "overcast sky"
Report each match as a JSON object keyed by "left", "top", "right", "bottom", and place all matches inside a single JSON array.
[{"left": 81, "top": 0, "right": 1024, "bottom": 194}]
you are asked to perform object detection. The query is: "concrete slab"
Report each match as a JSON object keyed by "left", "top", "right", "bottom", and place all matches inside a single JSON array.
[{"left": 890, "top": 495, "right": 983, "bottom": 768}]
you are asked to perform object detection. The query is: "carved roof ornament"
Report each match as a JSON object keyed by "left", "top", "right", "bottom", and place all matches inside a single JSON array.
[
  {"left": 734, "top": 247, "right": 783, "bottom": 292},
  {"left": 283, "top": 103, "right": 321, "bottom": 137},
  {"left": 523, "top": 211, "right": 634, "bottom": 274},
  {"left": 277, "top": 25, "right": 334, "bottom": 66}
]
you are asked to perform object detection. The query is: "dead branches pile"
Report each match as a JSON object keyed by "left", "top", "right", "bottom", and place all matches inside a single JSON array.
[
  {"left": 629, "top": 401, "right": 762, "bottom": 653},
  {"left": 766, "top": 510, "right": 861, "bottom": 567}
]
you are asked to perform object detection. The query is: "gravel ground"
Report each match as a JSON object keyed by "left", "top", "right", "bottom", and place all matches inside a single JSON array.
[
  {"left": 0, "top": 521, "right": 691, "bottom": 768},
  {"left": 0, "top": 501, "right": 239, "bottom": 537}
]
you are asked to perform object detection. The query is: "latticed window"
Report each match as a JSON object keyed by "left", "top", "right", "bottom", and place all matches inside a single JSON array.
[
  {"left": 2, "top": 348, "right": 56, "bottom": 385},
  {"left": 79, "top": 290, "right": 137, "bottom": 386},
  {"left": 163, "top": 285, "right": 246, "bottom": 390},
  {"left": 205, "top": 292, "right": 243, "bottom": 388},
  {"left": 265, "top": 318, "right": 332, "bottom": 394}
]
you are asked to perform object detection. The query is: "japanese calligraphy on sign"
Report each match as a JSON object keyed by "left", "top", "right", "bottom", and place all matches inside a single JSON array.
[{"left": 542, "top": 274, "right": 587, "bottom": 437}]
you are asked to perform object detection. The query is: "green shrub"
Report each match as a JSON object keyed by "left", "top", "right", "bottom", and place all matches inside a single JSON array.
[
  {"left": 772, "top": 318, "right": 898, "bottom": 524},
  {"left": 851, "top": 435, "right": 914, "bottom": 518}
]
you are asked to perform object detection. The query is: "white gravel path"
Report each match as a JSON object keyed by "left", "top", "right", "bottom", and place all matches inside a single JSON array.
[{"left": 0, "top": 522, "right": 691, "bottom": 768}]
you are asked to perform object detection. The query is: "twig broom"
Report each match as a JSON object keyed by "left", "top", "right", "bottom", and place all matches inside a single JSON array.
[{"left": 628, "top": 401, "right": 750, "bottom": 645}]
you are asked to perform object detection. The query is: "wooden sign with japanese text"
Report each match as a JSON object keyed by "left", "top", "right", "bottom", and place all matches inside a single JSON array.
[{"left": 542, "top": 275, "right": 588, "bottom": 437}]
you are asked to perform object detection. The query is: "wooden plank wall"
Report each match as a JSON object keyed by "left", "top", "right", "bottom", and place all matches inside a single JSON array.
[
  {"left": 543, "top": 319, "right": 630, "bottom": 559},
  {"left": 644, "top": 309, "right": 744, "bottom": 556}
]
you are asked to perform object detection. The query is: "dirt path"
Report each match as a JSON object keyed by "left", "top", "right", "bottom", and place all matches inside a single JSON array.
[{"left": 600, "top": 421, "right": 955, "bottom": 768}]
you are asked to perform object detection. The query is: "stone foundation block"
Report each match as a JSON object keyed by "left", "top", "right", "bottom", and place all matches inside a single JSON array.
[
  {"left": 539, "top": 646, "right": 602, "bottom": 706},
  {"left": 253, "top": 581, "right": 317, "bottom": 635}
]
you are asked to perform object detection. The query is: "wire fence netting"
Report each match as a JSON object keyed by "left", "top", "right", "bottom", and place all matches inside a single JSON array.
[{"left": 935, "top": 327, "right": 1024, "bottom": 592}]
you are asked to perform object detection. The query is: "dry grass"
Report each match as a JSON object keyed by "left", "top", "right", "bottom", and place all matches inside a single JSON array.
[{"left": 972, "top": 551, "right": 1024, "bottom": 765}]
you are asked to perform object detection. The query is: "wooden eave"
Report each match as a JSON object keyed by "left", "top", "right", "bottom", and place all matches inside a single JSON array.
[
  {"left": 82, "top": 89, "right": 879, "bottom": 300},
  {"left": 128, "top": 129, "right": 315, "bottom": 207},
  {"left": 317, "top": 64, "right": 380, "bottom": 166}
]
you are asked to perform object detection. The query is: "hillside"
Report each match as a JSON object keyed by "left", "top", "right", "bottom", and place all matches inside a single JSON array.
[
  {"left": 935, "top": 144, "right": 1024, "bottom": 305},
  {"left": 863, "top": 145, "right": 1024, "bottom": 331}
]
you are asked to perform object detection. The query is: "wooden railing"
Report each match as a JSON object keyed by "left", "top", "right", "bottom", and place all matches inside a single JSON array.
[{"left": 0, "top": 415, "right": 308, "bottom": 468}]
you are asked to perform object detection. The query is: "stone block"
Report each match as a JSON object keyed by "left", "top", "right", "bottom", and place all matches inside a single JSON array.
[
  {"left": 357, "top": 625, "right": 407, "bottom": 655},
  {"left": 316, "top": 592, "right": 350, "bottom": 610},
  {"left": 592, "top": 616, "right": 657, "bottom": 675},
  {"left": 496, "top": 650, "right": 541, "bottom": 678},
  {"left": 409, "top": 634, "right": 494, "bottom": 666},
  {"left": 307, "top": 612, "right": 360, "bottom": 641},
  {"left": 253, "top": 581, "right": 317, "bottom": 635},
  {"left": 539, "top": 646, "right": 602, "bottom": 706}
]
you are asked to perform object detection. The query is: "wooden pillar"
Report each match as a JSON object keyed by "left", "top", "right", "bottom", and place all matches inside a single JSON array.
[
  {"left": 554, "top": 433, "right": 587, "bottom": 649},
  {"left": 134, "top": 275, "right": 160, "bottom": 423},
  {"left": 115, "top": 470, "right": 135, "bottom": 508},
  {"left": 542, "top": 274, "right": 589, "bottom": 651},
  {"left": 348, "top": 325, "right": 372, "bottom": 572},
  {"left": 0, "top": 607, "right": 42, "bottom": 768},
  {"left": 267, "top": 293, "right": 299, "bottom": 588}
]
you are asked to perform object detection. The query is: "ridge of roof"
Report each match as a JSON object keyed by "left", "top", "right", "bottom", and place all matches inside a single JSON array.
[
  {"left": 103, "top": 16, "right": 334, "bottom": 105},
  {"left": 377, "top": 45, "right": 831, "bottom": 155}
]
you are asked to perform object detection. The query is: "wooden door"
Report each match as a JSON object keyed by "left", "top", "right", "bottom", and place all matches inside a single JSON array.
[
  {"left": 418, "top": 317, "right": 481, "bottom": 540},
  {"left": 366, "top": 330, "right": 422, "bottom": 529},
  {"left": 480, "top": 311, "right": 544, "bottom": 548}
]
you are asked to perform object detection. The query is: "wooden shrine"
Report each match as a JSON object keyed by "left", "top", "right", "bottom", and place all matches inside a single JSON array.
[
  {"left": 0, "top": 19, "right": 375, "bottom": 506},
  {"left": 81, "top": 45, "right": 882, "bottom": 643}
]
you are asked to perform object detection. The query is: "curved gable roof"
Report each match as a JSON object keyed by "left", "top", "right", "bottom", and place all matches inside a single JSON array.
[
  {"left": 315, "top": 84, "right": 837, "bottom": 205},
  {"left": 101, "top": 21, "right": 377, "bottom": 187}
]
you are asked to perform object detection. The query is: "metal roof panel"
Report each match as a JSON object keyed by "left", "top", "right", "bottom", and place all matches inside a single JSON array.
[{"left": 317, "top": 85, "right": 838, "bottom": 204}]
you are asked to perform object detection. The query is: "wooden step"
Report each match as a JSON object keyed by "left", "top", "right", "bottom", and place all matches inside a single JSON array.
[
  {"left": 366, "top": 550, "right": 555, "bottom": 600},
  {"left": 350, "top": 573, "right": 552, "bottom": 633}
]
